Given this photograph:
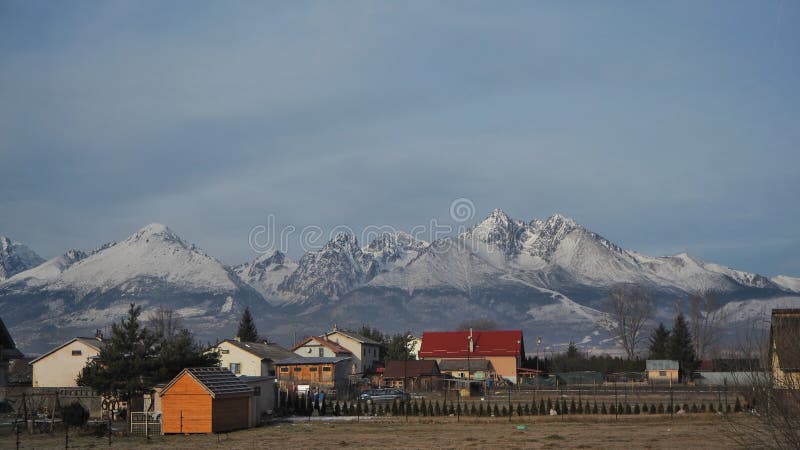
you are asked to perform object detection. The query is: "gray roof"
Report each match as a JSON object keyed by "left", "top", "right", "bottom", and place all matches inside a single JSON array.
[
  {"left": 274, "top": 356, "right": 350, "bottom": 365},
  {"left": 238, "top": 375, "right": 276, "bottom": 383},
  {"left": 438, "top": 358, "right": 493, "bottom": 372},
  {"left": 221, "top": 339, "right": 295, "bottom": 361},
  {"left": 163, "top": 367, "right": 252, "bottom": 398},
  {"left": 646, "top": 360, "right": 679, "bottom": 370},
  {"left": 326, "top": 330, "right": 382, "bottom": 346}
]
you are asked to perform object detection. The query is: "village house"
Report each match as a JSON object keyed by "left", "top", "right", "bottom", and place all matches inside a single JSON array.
[
  {"left": 322, "top": 327, "right": 382, "bottom": 375},
  {"left": 646, "top": 360, "right": 679, "bottom": 383},
  {"left": 291, "top": 336, "right": 353, "bottom": 359},
  {"left": 770, "top": 308, "right": 800, "bottom": 389},
  {"left": 438, "top": 358, "right": 495, "bottom": 381},
  {"left": 274, "top": 356, "right": 352, "bottom": 394},
  {"left": 0, "top": 317, "right": 24, "bottom": 386},
  {"left": 382, "top": 360, "right": 441, "bottom": 391},
  {"left": 160, "top": 367, "right": 252, "bottom": 434},
  {"left": 29, "top": 334, "right": 104, "bottom": 387},
  {"left": 418, "top": 329, "right": 524, "bottom": 383},
  {"left": 210, "top": 339, "right": 295, "bottom": 377}
]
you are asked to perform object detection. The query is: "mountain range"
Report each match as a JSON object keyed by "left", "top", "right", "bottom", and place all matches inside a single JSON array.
[{"left": 2, "top": 210, "right": 799, "bottom": 354}]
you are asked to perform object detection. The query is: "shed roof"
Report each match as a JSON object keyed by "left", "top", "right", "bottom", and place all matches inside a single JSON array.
[
  {"left": 161, "top": 367, "right": 252, "bottom": 398},
  {"left": 770, "top": 309, "right": 800, "bottom": 371},
  {"left": 438, "top": 358, "right": 493, "bottom": 373},
  {"left": 274, "top": 356, "right": 350, "bottom": 365},
  {"left": 419, "top": 330, "right": 524, "bottom": 358},
  {"left": 646, "top": 360, "right": 679, "bottom": 371},
  {"left": 383, "top": 360, "right": 440, "bottom": 378},
  {"left": 218, "top": 339, "right": 295, "bottom": 361}
]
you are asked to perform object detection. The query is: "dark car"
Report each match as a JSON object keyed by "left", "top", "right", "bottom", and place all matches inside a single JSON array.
[{"left": 359, "top": 388, "right": 411, "bottom": 404}]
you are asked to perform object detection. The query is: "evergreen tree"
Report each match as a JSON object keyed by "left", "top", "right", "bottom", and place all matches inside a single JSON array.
[
  {"left": 152, "top": 327, "right": 219, "bottom": 383},
  {"left": 236, "top": 307, "right": 259, "bottom": 342},
  {"left": 428, "top": 403, "right": 434, "bottom": 416},
  {"left": 77, "top": 303, "right": 158, "bottom": 401},
  {"left": 420, "top": 398, "right": 427, "bottom": 416},
  {"left": 668, "top": 313, "right": 697, "bottom": 381},
  {"left": 493, "top": 404, "right": 500, "bottom": 417},
  {"left": 470, "top": 403, "right": 477, "bottom": 416},
  {"left": 648, "top": 323, "right": 671, "bottom": 359},
  {"left": 478, "top": 403, "right": 485, "bottom": 417}
]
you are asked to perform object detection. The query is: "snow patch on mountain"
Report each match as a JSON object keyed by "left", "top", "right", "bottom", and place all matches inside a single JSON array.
[
  {"left": 0, "top": 236, "right": 45, "bottom": 281},
  {"left": 772, "top": 275, "right": 800, "bottom": 293},
  {"left": 720, "top": 296, "right": 800, "bottom": 324},
  {"left": 2, "top": 250, "right": 86, "bottom": 288}
]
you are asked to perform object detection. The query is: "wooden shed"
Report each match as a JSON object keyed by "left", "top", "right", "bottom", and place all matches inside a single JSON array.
[{"left": 160, "top": 367, "right": 252, "bottom": 434}]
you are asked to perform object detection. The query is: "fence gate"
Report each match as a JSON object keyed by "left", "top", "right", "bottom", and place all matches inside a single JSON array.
[{"left": 130, "top": 412, "right": 161, "bottom": 437}]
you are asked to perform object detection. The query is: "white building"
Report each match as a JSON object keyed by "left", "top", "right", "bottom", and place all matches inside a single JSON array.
[{"left": 30, "top": 337, "right": 103, "bottom": 387}]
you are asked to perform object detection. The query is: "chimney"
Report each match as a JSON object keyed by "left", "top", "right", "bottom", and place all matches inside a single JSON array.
[
  {"left": 333, "top": 323, "right": 338, "bottom": 332},
  {"left": 468, "top": 328, "right": 474, "bottom": 353}
]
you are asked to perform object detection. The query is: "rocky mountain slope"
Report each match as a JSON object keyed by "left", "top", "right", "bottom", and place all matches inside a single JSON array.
[{"left": 0, "top": 236, "right": 44, "bottom": 281}]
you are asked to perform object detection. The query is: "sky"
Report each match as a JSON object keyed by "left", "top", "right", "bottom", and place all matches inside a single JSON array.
[{"left": 0, "top": 1, "right": 798, "bottom": 276}]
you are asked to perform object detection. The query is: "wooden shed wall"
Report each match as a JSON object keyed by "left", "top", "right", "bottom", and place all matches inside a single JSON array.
[
  {"left": 211, "top": 396, "right": 250, "bottom": 433},
  {"left": 161, "top": 373, "right": 213, "bottom": 434}
]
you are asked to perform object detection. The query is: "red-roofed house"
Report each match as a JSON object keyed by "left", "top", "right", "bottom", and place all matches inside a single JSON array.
[{"left": 418, "top": 330, "right": 524, "bottom": 383}]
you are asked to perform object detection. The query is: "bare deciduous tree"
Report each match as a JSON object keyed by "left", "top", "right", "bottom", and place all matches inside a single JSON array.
[
  {"left": 604, "top": 284, "right": 654, "bottom": 359},
  {"left": 688, "top": 290, "right": 727, "bottom": 360},
  {"left": 147, "top": 306, "right": 183, "bottom": 340}
]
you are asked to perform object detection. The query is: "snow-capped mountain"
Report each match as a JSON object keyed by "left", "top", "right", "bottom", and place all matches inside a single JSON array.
[
  {"left": 234, "top": 250, "right": 298, "bottom": 305},
  {"left": 0, "top": 224, "right": 267, "bottom": 351},
  {"left": 0, "top": 236, "right": 44, "bottom": 281},
  {"left": 2, "top": 211, "right": 798, "bottom": 354},
  {"left": 278, "top": 233, "right": 376, "bottom": 301}
]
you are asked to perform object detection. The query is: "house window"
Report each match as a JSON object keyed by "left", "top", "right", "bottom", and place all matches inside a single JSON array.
[
  {"left": 280, "top": 367, "right": 289, "bottom": 373},
  {"left": 220, "top": 349, "right": 229, "bottom": 354},
  {"left": 71, "top": 350, "right": 82, "bottom": 356},
  {"left": 293, "top": 367, "right": 302, "bottom": 372},
  {"left": 659, "top": 370, "right": 667, "bottom": 377},
  {"left": 310, "top": 367, "right": 318, "bottom": 372},
  {"left": 322, "top": 367, "right": 331, "bottom": 372},
  {"left": 229, "top": 363, "right": 241, "bottom": 374},
  {"left": 253, "top": 387, "right": 261, "bottom": 397},
  {"left": 319, "top": 348, "right": 324, "bottom": 357}
]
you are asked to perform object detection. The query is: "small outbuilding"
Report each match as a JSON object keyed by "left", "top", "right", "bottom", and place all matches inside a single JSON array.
[
  {"left": 160, "top": 367, "right": 252, "bottom": 434},
  {"left": 646, "top": 360, "right": 679, "bottom": 383}
]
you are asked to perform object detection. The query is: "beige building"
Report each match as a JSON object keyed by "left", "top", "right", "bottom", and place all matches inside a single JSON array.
[
  {"left": 291, "top": 336, "right": 352, "bottom": 359},
  {"left": 770, "top": 309, "right": 800, "bottom": 389},
  {"left": 30, "top": 337, "right": 103, "bottom": 387},
  {"left": 239, "top": 375, "right": 277, "bottom": 427},
  {"left": 322, "top": 328, "right": 382, "bottom": 375},
  {"left": 211, "top": 339, "right": 295, "bottom": 377}
]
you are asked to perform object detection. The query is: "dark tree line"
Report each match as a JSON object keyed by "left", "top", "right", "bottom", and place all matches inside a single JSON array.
[{"left": 648, "top": 313, "right": 697, "bottom": 380}]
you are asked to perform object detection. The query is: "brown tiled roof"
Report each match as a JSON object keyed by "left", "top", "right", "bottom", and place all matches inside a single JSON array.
[
  {"left": 383, "top": 360, "right": 440, "bottom": 379},
  {"left": 290, "top": 336, "right": 352, "bottom": 355},
  {"left": 771, "top": 309, "right": 800, "bottom": 372}
]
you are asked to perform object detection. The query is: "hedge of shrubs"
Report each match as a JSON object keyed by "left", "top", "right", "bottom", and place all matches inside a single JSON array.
[{"left": 276, "top": 392, "right": 745, "bottom": 417}]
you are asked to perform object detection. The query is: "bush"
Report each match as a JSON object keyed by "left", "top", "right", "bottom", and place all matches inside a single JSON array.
[
  {"left": 601, "top": 403, "right": 607, "bottom": 414},
  {"left": 570, "top": 399, "right": 577, "bottom": 414},
  {"left": 625, "top": 403, "right": 632, "bottom": 415},
  {"left": 413, "top": 400, "right": 420, "bottom": 416},
  {"left": 634, "top": 404, "right": 640, "bottom": 414},
  {"left": 478, "top": 403, "right": 485, "bottom": 417},
  {"left": 428, "top": 403, "right": 434, "bottom": 416},
  {"left": 658, "top": 403, "right": 664, "bottom": 414},
  {"left": 435, "top": 401, "right": 441, "bottom": 416},
  {"left": 471, "top": 403, "right": 477, "bottom": 416},
  {"left": 539, "top": 399, "right": 546, "bottom": 415},
  {"left": 501, "top": 406, "right": 508, "bottom": 417},
  {"left": 61, "top": 401, "right": 89, "bottom": 428},
  {"left": 524, "top": 403, "right": 530, "bottom": 415},
  {"left": 592, "top": 402, "right": 598, "bottom": 414},
  {"left": 734, "top": 398, "right": 742, "bottom": 413},
  {"left": 493, "top": 404, "right": 500, "bottom": 417},
  {"left": 420, "top": 399, "right": 427, "bottom": 416}
]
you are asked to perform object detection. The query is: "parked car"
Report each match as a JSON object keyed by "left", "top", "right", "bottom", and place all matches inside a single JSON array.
[{"left": 359, "top": 388, "right": 411, "bottom": 404}]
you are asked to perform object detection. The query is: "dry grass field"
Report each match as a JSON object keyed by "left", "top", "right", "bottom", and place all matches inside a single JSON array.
[{"left": 0, "top": 414, "right": 749, "bottom": 449}]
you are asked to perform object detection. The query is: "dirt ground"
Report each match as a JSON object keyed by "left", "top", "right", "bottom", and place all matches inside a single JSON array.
[{"left": 0, "top": 414, "right": 748, "bottom": 449}]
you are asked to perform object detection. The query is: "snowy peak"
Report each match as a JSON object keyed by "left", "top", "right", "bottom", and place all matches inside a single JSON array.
[
  {"left": 0, "top": 235, "right": 45, "bottom": 280},
  {"left": 462, "top": 208, "right": 526, "bottom": 255},
  {"left": 773, "top": 275, "right": 800, "bottom": 293},
  {"left": 1, "top": 249, "right": 86, "bottom": 287},
  {"left": 364, "top": 232, "right": 428, "bottom": 270},
  {"left": 279, "top": 232, "right": 375, "bottom": 300},
  {"left": 234, "top": 250, "right": 298, "bottom": 305},
  {"left": 52, "top": 223, "right": 239, "bottom": 294}
]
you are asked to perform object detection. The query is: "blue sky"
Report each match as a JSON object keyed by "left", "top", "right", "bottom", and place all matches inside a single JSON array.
[{"left": 1, "top": 1, "right": 798, "bottom": 276}]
